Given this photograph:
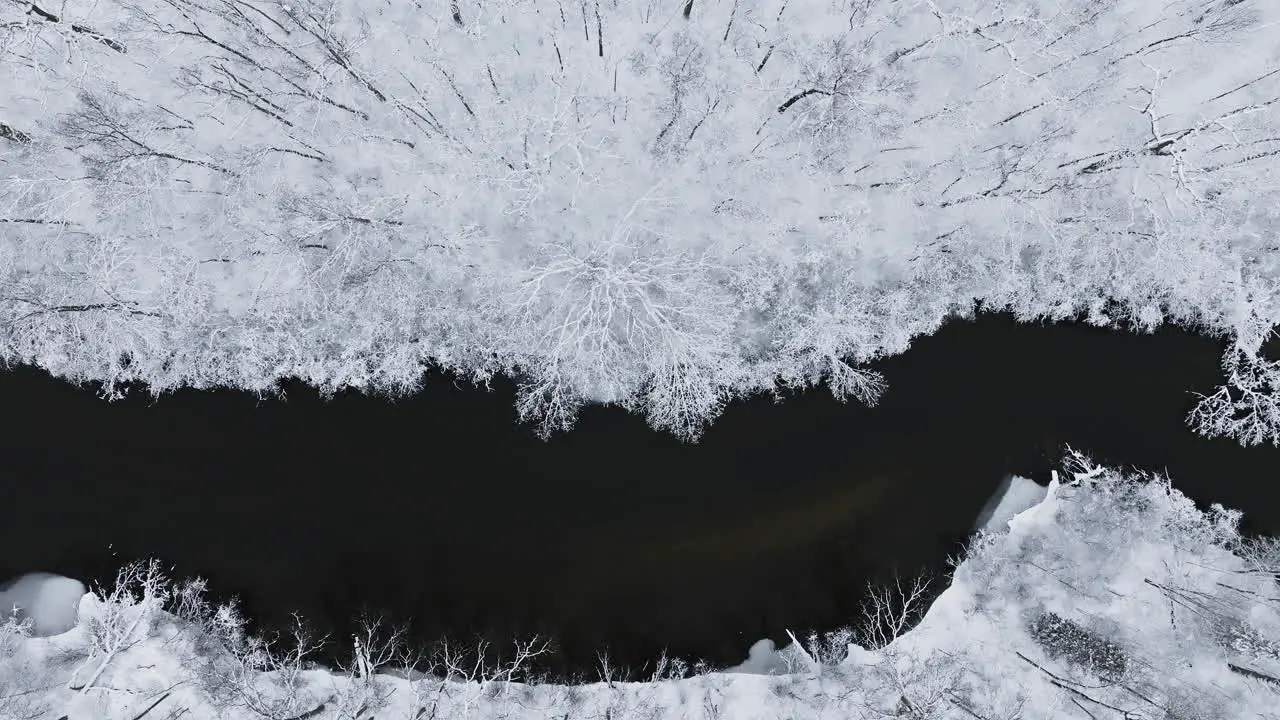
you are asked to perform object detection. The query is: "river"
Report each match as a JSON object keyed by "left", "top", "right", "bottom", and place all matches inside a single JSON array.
[{"left": 1, "top": 311, "right": 1277, "bottom": 680}]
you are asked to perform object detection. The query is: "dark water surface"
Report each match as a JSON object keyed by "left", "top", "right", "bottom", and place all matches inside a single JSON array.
[{"left": 1, "top": 311, "right": 1278, "bottom": 679}]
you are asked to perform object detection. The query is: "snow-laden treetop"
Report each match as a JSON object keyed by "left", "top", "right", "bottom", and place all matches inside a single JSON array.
[{"left": 2, "top": 0, "right": 1278, "bottom": 441}]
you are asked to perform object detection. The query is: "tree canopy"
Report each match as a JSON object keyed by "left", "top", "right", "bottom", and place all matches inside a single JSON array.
[{"left": 2, "top": 0, "right": 1278, "bottom": 441}]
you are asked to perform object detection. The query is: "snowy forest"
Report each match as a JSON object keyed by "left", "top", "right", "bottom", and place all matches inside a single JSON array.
[
  {"left": 3, "top": 0, "right": 1279, "bottom": 441},
  {"left": 5, "top": 0, "right": 1280, "bottom": 718}
]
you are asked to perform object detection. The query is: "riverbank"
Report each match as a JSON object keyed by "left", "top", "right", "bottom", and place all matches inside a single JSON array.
[
  {"left": 6, "top": 453, "right": 1277, "bottom": 720},
  {"left": 5, "top": 313, "right": 1280, "bottom": 679}
]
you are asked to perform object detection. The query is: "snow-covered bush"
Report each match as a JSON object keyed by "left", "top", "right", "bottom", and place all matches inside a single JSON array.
[
  {"left": 1027, "top": 611, "right": 1127, "bottom": 681},
  {"left": 0, "top": 609, "right": 48, "bottom": 720},
  {"left": 192, "top": 612, "right": 331, "bottom": 720},
  {"left": 326, "top": 615, "right": 410, "bottom": 720},
  {"left": 68, "top": 559, "right": 170, "bottom": 696},
  {"left": 1236, "top": 534, "right": 1280, "bottom": 579}
]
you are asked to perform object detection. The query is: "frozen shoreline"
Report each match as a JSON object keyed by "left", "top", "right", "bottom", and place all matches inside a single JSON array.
[{"left": 6, "top": 453, "right": 1278, "bottom": 719}]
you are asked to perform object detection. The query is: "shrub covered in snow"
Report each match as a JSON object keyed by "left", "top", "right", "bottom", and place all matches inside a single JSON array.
[{"left": 1027, "top": 611, "right": 1127, "bottom": 681}]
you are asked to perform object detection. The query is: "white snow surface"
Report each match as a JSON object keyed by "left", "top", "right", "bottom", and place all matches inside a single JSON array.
[
  {"left": 0, "top": 572, "right": 85, "bottom": 636},
  {"left": 4, "top": 453, "right": 1279, "bottom": 719},
  {"left": 725, "top": 638, "right": 790, "bottom": 676},
  {"left": 2, "top": 0, "right": 1280, "bottom": 443},
  {"left": 973, "top": 474, "right": 1050, "bottom": 533}
]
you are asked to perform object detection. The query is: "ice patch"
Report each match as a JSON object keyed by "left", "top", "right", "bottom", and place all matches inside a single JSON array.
[
  {"left": 973, "top": 474, "right": 1049, "bottom": 533},
  {"left": 0, "top": 573, "right": 87, "bottom": 636},
  {"left": 726, "top": 638, "right": 789, "bottom": 675}
]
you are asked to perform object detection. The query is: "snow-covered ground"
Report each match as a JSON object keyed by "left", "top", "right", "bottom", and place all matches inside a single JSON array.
[{"left": 5, "top": 452, "right": 1278, "bottom": 719}]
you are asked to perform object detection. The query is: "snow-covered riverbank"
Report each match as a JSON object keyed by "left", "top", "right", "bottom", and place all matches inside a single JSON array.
[{"left": 5, "top": 452, "right": 1277, "bottom": 719}]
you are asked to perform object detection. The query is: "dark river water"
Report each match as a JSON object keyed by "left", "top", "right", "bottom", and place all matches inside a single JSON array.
[{"left": 1, "top": 311, "right": 1278, "bottom": 680}]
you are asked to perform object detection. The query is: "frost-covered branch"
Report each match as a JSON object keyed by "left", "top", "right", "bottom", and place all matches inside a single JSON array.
[
  {"left": 194, "top": 611, "right": 331, "bottom": 720},
  {"left": 0, "top": 611, "right": 49, "bottom": 720},
  {"left": 1188, "top": 348, "right": 1280, "bottom": 447},
  {"left": 69, "top": 559, "right": 170, "bottom": 696},
  {"left": 856, "top": 574, "right": 934, "bottom": 652},
  {"left": 328, "top": 615, "right": 411, "bottom": 720}
]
